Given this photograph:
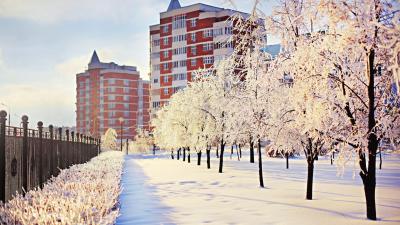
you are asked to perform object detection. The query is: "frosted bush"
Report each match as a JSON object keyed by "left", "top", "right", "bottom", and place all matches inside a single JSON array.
[{"left": 0, "top": 151, "right": 124, "bottom": 225}]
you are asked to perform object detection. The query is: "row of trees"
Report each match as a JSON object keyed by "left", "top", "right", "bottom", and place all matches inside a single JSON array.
[{"left": 152, "top": 0, "right": 399, "bottom": 220}]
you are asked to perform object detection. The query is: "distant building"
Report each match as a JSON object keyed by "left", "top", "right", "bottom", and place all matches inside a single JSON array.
[
  {"left": 76, "top": 51, "right": 150, "bottom": 140},
  {"left": 149, "top": 0, "right": 248, "bottom": 117}
]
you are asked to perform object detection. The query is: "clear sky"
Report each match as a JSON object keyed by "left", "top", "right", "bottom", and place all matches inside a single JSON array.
[{"left": 0, "top": 0, "right": 278, "bottom": 127}]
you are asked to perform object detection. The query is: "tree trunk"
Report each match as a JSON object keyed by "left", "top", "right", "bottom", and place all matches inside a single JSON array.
[
  {"left": 239, "top": 144, "right": 242, "bottom": 158},
  {"left": 258, "top": 139, "right": 264, "bottom": 188},
  {"left": 183, "top": 147, "right": 186, "bottom": 161},
  {"left": 153, "top": 144, "right": 156, "bottom": 155},
  {"left": 236, "top": 144, "right": 240, "bottom": 161},
  {"left": 379, "top": 149, "right": 382, "bottom": 170},
  {"left": 177, "top": 148, "right": 180, "bottom": 160},
  {"left": 206, "top": 149, "right": 211, "bottom": 169},
  {"left": 250, "top": 141, "right": 255, "bottom": 163},
  {"left": 197, "top": 151, "right": 201, "bottom": 165},
  {"left": 286, "top": 152, "right": 289, "bottom": 169},
  {"left": 218, "top": 139, "right": 225, "bottom": 173},
  {"left": 187, "top": 148, "right": 190, "bottom": 163},
  {"left": 358, "top": 48, "right": 377, "bottom": 220},
  {"left": 230, "top": 145, "right": 233, "bottom": 159},
  {"left": 216, "top": 145, "right": 219, "bottom": 158},
  {"left": 331, "top": 154, "right": 333, "bottom": 165},
  {"left": 171, "top": 150, "right": 174, "bottom": 160},
  {"left": 306, "top": 159, "right": 314, "bottom": 200}
]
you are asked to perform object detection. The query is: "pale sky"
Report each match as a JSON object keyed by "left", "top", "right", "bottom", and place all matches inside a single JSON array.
[{"left": 0, "top": 0, "right": 278, "bottom": 127}]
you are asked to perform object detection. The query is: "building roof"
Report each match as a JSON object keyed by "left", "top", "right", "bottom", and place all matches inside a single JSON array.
[
  {"left": 167, "top": 0, "right": 181, "bottom": 11},
  {"left": 89, "top": 50, "right": 100, "bottom": 64}
]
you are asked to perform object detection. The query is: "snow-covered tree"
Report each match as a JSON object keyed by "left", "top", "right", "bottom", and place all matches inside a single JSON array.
[{"left": 101, "top": 128, "right": 118, "bottom": 151}]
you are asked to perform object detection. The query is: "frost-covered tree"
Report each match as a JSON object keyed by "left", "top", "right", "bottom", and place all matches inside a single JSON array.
[
  {"left": 316, "top": 1, "right": 400, "bottom": 219},
  {"left": 101, "top": 128, "right": 118, "bottom": 151}
]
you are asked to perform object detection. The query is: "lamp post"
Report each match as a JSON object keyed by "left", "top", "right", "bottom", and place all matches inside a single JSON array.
[
  {"left": 119, "top": 117, "right": 124, "bottom": 152},
  {"left": 0, "top": 103, "right": 10, "bottom": 126}
]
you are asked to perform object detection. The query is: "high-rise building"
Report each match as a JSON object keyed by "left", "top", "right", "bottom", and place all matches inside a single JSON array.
[
  {"left": 76, "top": 51, "right": 150, "bottom": 140},
  {"left": 149, "top": 0, "right": 247, "bottom": 116}
]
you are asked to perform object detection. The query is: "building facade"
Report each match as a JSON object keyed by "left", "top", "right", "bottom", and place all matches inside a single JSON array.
[
  {"left": 149, "top": 0, "right": 247, "bottom": 116},
  {"left": 76, "top": 51, "right": 150, "bottom": 140}
]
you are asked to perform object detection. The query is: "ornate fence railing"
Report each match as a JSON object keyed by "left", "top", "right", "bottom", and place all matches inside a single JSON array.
[{"left": 0, "top": 110, "right": 101, "bottom": 202}]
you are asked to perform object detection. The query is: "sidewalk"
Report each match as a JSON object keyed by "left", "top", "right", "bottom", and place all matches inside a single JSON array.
[{"left": 116, "top": 155, "right": 175, "bottom": 225}]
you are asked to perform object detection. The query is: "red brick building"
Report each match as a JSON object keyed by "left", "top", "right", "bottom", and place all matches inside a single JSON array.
[
  {"left": 76, "top": 51, "right": 150, "bottom": 140},
  {"left": 149, "top": 0, "right": 247, "bottom": 116}
]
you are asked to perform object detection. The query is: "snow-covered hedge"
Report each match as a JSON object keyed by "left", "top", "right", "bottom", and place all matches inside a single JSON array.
[{"left": 0, "top": 151, "right": 124, "bottom": 225}]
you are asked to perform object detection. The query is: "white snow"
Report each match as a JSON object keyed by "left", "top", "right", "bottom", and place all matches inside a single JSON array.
[{"left": 117, "top": 152, "right": 400, "bottom": 225}]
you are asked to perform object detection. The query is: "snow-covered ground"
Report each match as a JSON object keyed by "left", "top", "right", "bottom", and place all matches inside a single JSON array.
[
  {"left": 117, "top": 151, "right": 400, "bottom": 225},
  {"left": 0, "top": 151, "right": 124, "bottom": 225}
]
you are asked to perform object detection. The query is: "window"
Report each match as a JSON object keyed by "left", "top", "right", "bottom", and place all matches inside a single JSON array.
[
  {"left": 109, "top": 87, "right": 116, "bottom": 92},
  {"left": 153, "top": 78, "right": 158, "bottom": 83},
  {"left": 203, "top": 43, "right": 213, "bottom": 51},
  {"left": 123, "top": 87, "right": 129, "bottom": 93},
  {"left": 124, "top": 103, "right": 129, "bottom": 109},
  {"left": 152, "top": 39, "right": 160, "bottom": 47},
  {"left": 190, "top": 18, "right": 197, "bottom": 27},
  {"left": 123, "top": 96, "right": 129, "bottom": 101},
  {"left": 163, "top": 63, "right": 169, "bottom": 70},
  {"left": 213, "top": 28, "right": 223, "bottom": 37},
  {"left": 163, "top": 76, "right": 169, "bottom": 83},
  {"left": 123, "top": 80, "right": 129, "bottom": 86},
  {"left": 173, "top": 47, "right": 186, "bottom": 55},
  {"left": 163, "top": 37, "right": 169, "bottom": 45},
  {"left": 191, "top": 46, "right": 196, "bottom": 55},
  {"left": 191, "top": 58, "right": 197, "bottom": 66},
  {"left": 163, "top": 88, "right": 169, "bottom": 95},
  {"left": 108, "top": 111, "right": 116, "bottom": 117},
  {"left": 152, "top": 101, "right": 161, "bottom": 108},
  {"left": 173, "top": 61, "right": 179, "bottom": 68},
  {"left": 109, "top": 103, "right": 116, "bottom": 109},
  {"left": 124, "top": 111, "right": 129, "bottom": 117},
  {"left": 110, "top": 119, "right": 115, "bottom": 125},
  {"left": 203, "top": 29, "right": 213, "bottom": 38},
  {"left": 109, "top": 79, "right": 115, "bottom": 85},
  {"left": 172, "top": 14, "right": 186, "bottom": 29},
  {"left": 108, "top": 95, "right": 115, "bottom": 101},
  {"left": 173, "top": 73, "right": 187, "bottom": 81},
  {"left": 179, "top": 60, "right": 186, "bottom": 67},
  {"left": 191, "top": 33, "right": 196, "bottom": 42},
  {"left": 203, "top": 56, "right": 214, "bottom": 65},
  {"left": 153, "top": 64, "right": 160, "bottom": 71},
  {"left": 163, "top": 51, "right": 169, "bottom": 58},
  {"left": 173, "top": 34, "right": 186, "bottom": 42},
  {"left": 225, "top": 27, "right": 233, "bottom": 35},
  {"left": 162, "top": 25, "right": 169, "bottom": 33}
]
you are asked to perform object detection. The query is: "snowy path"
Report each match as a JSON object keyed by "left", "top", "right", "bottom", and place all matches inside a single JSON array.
[
  {"left": 116, "top": 155, "right": 175, "bottom": 225},
  {"left": 117, "top": 152, "right": 400, "bottom": 225}
]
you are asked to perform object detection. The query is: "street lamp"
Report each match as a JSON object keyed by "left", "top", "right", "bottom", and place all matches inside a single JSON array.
[
  {"left": 119, "top": 117, "right": 124, "bottom": 152},
  {"left": 0, "top": 103, "right": 10, "bottom": 126}
]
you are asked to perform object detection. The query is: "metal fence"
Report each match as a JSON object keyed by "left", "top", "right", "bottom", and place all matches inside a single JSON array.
[{"left": 0, "top": 110, "right": 101, "bottom": 202}]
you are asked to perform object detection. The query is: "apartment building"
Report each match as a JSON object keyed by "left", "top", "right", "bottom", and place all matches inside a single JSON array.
[{"left": 76, "top": 51, "right": 150, "bottom": 140}]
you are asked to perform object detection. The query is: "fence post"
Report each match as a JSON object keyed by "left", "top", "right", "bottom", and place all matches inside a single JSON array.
[
  {"left": 58, "top": 128, "right": 62, "bottom": 171},
  {"left": 98, "top": 138, "right": 101, "bottom": 155},
  {"left": 79, "top": 134, "right": 83, "bottom": 164},
  {"left": 0, "top": 110, "right": 7, "bottom": 202},
  {"left": 49, "top": 125, "right": 54, "bottom": 177},
  {"left": 21, "top": 115, "right": 28, "bottom": 193},
  {"left": 37, "top": 121, "right": 43, "bottom": 188},
  {"left": 76, "top": 133, "right": 80, "bottom": 164},
  {"left": 71, "top": 131, "right": 75, "bottom": 165},
  {"left": 66, "top": 129, "right": 70, "bottom": 168},
  {"left": 126, "top": 138, "right": 129, "bottom": 155}
]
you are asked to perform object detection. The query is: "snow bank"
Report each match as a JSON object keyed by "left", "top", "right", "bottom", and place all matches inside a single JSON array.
[{"left": 0, "top": 151, "right": 124, "bottom": 225}]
